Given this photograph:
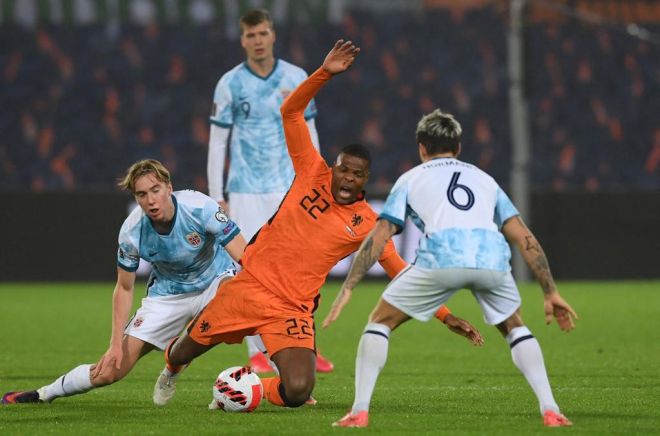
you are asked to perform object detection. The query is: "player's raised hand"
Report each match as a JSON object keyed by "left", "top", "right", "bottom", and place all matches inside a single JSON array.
[
  {"left": 322, "top": 286, "right": 353, "bottom": 328},
  {"left": 544, "top": 291, "right": 578, "bottom": 332},
  {"left": 443, "top": 314, "right": 485, "bottom": 346},
  {"left": 322, "top": 39, "right": 360, "bottom": 75}
]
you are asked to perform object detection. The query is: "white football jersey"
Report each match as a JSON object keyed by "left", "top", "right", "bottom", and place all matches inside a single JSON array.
[
  {"left": 117, "top": 190, "right": 240, "bottom": 296},
  {"left": 210, "top": 59, "right": 317, "bottom": 194},
  {"left": 380, "top": 157, "right": 519, "bottom": 271}
]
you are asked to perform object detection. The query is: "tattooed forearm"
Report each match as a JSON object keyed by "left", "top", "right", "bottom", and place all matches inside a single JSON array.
[
  {"left": 522, "top": 237, "right": 556, "bottom": 294},
  {"left": 532, "top": 253, "right": 555, "bottom": 294},
  {"left": 525, "top": 235, "right": 540, "bottom": 253},
  {"left": 343, "top": 234, "right": 386, "bottom": 290}
]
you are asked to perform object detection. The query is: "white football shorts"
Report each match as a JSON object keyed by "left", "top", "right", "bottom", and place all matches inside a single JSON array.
[
  {"left": 228, "top": 192, "right": 286, "bottom": 242},
  {"left": 124, "top": 269, "right": 235, "bottom": 350},
  {"left": 382, "top": 266, "right": 521, "bottom": 325}
]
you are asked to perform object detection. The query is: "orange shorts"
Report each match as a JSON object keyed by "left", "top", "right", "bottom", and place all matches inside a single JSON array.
[{"left": 188, "top": 270, "right": 316, "bottom": 357}]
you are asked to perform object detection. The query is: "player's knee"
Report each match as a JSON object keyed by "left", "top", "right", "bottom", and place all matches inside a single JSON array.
[
  {"left": 281, "top": 378, "right": 314, "bottom": 408},
  {"left": 91, "top": 368, "right": 125, "bottom": 387}
]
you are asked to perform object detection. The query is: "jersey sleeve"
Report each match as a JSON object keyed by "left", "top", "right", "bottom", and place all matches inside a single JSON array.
[
  {"left": 203, "top": 200, "right": 240, "bottom": 246},
  {"left": 117, "top": 220, "right": 141, "bottom": 272},
  {"left": 304, "top": 97, "right": 318, "bottom": 120},
  {"left": 494, "top": 187, "right": 520, "bottom": 228},
  {"left": 377, "top": 239, "right": 408, "bottom": 279},
  {"left": 209, "top": 74, "right": 233, "bottom": 128},
  {"left": 280, "top": 67, "right": 331, "bottom": 176},
  {"left": 379, "top": 176, "right": 408, "bottom": 234}
]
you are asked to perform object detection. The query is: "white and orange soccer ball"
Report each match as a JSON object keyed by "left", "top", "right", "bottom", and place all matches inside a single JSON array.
[{"left": 210, "top": 366, "right": 263, "bottom": 412}]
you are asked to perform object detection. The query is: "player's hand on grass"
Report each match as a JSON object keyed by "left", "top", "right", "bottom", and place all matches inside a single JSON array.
[
  {"left": 322, "top": 40, "right": 360, "bottom": 75},
  {"left": 544, "top": 291, "right": 578, "bottom": 332},
  {"left": 322, "top": 287, "right": 353, "bottom": 328},
  {"left": 443, "top": 314, "right": 484, "bottom": 346},
  {"left": 91, "top": 344, "right": 123, "bottom": 379}
]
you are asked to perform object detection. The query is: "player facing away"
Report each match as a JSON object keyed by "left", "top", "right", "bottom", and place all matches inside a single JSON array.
[
  {"left": 159, "top": 40, "right": 483, "bottom": 410},
  {"left": 324, "top": 109, "right": 578, "bottom": 428},
  {"left": 206, "top": 9, "right": 332, "bottom": 374},
  {"left": 2, "top": 159, "right": 246, "bottom": 405}
]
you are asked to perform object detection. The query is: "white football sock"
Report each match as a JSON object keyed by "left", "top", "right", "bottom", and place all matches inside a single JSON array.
[
  {"left": 506, "top": 326, "right": 560, "bottom": 414},
  {"left": 351, "top": 322, "right": 391, "bottom": 414},
  {"left": 40, "top": 364, "right": 93, "bottom": 402},
  {"left": 246, "top": 335, "right": 265, "bottom": 357}
]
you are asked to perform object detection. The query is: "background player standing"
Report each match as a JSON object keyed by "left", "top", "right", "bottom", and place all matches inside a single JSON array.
[
  {"left": 2, "top": 159, "right": 246, "bottom": 406},
  {"left": 324, "top": 109, "right": 578, "bottom": 428},
  {"left": 206, "top": 9, "right": 332, "bottom": 373}
]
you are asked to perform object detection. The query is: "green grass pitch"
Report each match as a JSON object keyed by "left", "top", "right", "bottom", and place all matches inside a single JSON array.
[{"left": 1, "top": 281, "right": 659, "bottom": 435}]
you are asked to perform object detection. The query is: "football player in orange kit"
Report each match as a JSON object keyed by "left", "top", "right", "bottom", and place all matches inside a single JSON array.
[{"left": 161, "top": 40, "right": 483, "bottom": 408}]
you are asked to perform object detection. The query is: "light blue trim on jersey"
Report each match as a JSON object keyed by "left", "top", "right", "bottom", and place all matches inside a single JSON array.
[
  {"left": 407, "top": 205, "right": 426, "bottom": 233},
  {"left": 117, "top": 262, "right": 138, "bottom": 273},
  {"left": 415, "top": 228, "right": 512, "bottom": 272},
  {"left": 494, "top": 187, "right": 519, "bottom": 228},
  {"left": 379, "top": 213, "right": 405, "bottom": 233},
  {"left": 210, "top": 119, "right": 232, "bottom": 128},
  {"left": 220, "top": 225, "right": 240, "bottom": 246},
  {"left": 380, "top": 178, "right": 408, "bottom": 234},
  {"left": 243, "top": 59, "right": 279, "bottom": 81}
]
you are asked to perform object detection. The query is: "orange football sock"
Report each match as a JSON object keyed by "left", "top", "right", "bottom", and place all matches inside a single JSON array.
[
  {"left": 164, "top": 337, "right": 186, "bottom": 374},
  {"left": 261, "top": 377, "right": 286, "bottom": 407}
]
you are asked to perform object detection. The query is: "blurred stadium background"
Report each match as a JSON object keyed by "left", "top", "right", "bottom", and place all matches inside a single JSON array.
[{"left": 0, "top": 0, "right": 658, "bottom": 281}]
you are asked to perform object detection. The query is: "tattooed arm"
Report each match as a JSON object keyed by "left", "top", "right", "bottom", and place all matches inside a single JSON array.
[
  {"left": 322, "top": 219, "right": 398, "bottom": 328},
  {"left": 345, "top": 220, "right": 398, "bottom": 290},
  {"left": 502, "top": 216, "right": 556, "bottom": 294},
  {"left": 502, "top": 216, "right": 578, "bottom": 331}
]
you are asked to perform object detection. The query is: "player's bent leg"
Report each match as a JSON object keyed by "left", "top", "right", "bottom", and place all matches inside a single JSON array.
[
  {"left": 263, "top": 347, "right": 316, "bottom": 408},
  {"left": 368, "top": 298, "right": 411, "bottom": 330},
  {"left": 3, "top": 335, "right": 152, "bottom": 405},
  {"left": 333, "top": 299, "right": 409, "bottom": 427},
  {"left": 496, "top": 310, "right": 567, "bottom": 423},
  {"left": 91, "top": 335, "right": 154, "bottom": 387},
  {"left": 154, "top": 332, "right": 216, "bottom": 406}
]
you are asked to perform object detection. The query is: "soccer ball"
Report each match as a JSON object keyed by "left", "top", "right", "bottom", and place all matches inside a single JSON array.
[{"left": 211, "top": 366, "right": 263, "bottom": 412}]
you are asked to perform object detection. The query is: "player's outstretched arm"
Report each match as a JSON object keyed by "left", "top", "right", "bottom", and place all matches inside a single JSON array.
[
  {"left": 91, "top": 268, "right": 136, "bottom": 378},
  {"left": 323, "top": 219, "right": 398, "bottom": 328},
  {"left": 502, "top": 216, "right": 578, "bottom": 331},
  {"left": 443, "top": 314, "right": 485, "bottom": 346},
  {"left": 280, "top": 40, "right": 359, "bottom": 175}
]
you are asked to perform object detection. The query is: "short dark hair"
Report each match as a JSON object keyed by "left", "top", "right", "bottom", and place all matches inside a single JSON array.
[
  {"left": 415, "top": 109, "right": 462, "bottom": 155},
  {"left": 240, "top": 9, "right": 273, "bottom": 31},
  {"left": 339, "top": 143, "right": 371, "bottom": 169}
]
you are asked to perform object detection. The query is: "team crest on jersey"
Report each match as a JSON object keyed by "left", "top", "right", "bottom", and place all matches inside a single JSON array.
[
  {"left": 215, "top": 207, "right": 228, "bottom": 223},
  {"left": 186, "top": 232, "right": 202, "bottom": 247},
  {"left": 200, "top": 320, "right": 211, "bottom": 333},
  {"left": 351, "top": 214, "right": 363, "bottom": 227},
  {"left": 133, "top": 317, "right": 144, "bottom": 328}
]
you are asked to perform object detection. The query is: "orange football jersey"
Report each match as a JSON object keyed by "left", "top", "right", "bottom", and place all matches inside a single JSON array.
[{"left": 241, "top": 68, "right": 405, "bottom": 310}]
